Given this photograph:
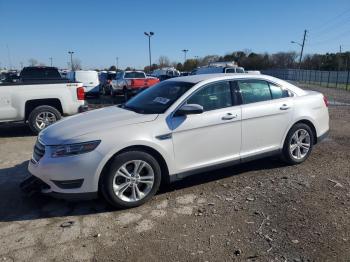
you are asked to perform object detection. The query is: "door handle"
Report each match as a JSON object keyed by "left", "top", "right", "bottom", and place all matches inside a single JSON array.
[
  {"left": 221, "top": 113, "right": 237, "bottom": 120},
  {"left": 280, "top": 104, "right": 290, "bottom": 110}
]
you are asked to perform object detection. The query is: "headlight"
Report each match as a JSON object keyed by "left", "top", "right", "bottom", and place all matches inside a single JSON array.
[{"left": 50, "top": 140, "right": 101, "bottom": 158}]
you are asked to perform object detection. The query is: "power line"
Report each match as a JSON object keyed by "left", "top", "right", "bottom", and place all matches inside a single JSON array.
[
  {"left": 310, "top": 7, "right": 350, "bottom": 33},
  {"left": 310, "top": 17, "right": 350, "bottom": 40},
  {"left": 308, "top": 28, "right": 350, "bottom": 47}
]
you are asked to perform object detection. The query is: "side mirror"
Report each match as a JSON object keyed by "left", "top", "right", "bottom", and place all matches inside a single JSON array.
[{"left": 175, "top": 104, "right": 203, "bottom": 116}]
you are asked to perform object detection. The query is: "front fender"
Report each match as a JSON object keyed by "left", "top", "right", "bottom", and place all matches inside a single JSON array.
[{"left": 92, "top": 139, "right": 175, "bottom": 191}]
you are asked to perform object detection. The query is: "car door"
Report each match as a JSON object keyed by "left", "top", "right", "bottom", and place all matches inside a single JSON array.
[
  {"left": 236, "top": 79, "right": 294, "bottom": 158},
  {"left": 171, "top": 80, "right": 242, "bottom": 173}
]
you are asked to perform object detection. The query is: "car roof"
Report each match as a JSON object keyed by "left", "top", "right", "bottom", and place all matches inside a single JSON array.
[
  {"left": 168, "top": 73, "right": 306, "bottom": 95},
  {"left": 169, "top": 73, "right": 269, "bottom": 83}
]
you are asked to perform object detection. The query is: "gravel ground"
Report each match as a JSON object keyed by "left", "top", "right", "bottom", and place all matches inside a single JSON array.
[{"left": 0, "top": 91, "right": 349, "bottom": 261}]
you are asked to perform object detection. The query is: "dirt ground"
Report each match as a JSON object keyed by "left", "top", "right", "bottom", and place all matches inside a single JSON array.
[{"left": 0, "top": 90, "right": 349, "bottom": 261}]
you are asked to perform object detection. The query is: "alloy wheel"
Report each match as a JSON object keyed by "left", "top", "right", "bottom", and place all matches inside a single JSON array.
[
  {"left": 289, "top": 129, "right": 311, "bottom": 160},
  {"left": 112, "top": 160, "right": 154, "bottom": 202},
  {"left": 35, "top": 112, "right": 57, "bottom": 130}
]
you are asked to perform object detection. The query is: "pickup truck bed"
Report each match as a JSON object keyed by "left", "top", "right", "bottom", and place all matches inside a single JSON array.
[{"left": 0, "top": 80, "right": 86, "bottom": 134}]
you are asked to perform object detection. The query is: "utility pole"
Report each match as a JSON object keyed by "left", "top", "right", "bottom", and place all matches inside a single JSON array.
[
  {"left": 144, "top": 32, "right": 154, "bottom": 73},
  {"left": 298, "top": 30, "right": 307, "bottom": 70},
  {"left": 49, "top": 57, "right": 53, "bottom": 67},
  {"left": 182, "top": 49, "right": 189, "bottom": 62},
  {"left": 6, "top": 44, "right": 12, "bottom": 70},
  {"left": 339, "top": 45, "right": 342, "bottom": 70},
  {"left": 291, "top": 29, "right": 307, "bottom": 80},
  {"left": 68, "top": 51, "right": 74, "bottom": 70}
]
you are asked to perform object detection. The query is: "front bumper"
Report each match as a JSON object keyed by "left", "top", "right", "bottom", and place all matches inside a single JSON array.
[
  {"left": 27, "top": 146, "right": 104, "bottom": 197},
  {"left": 20, "top": 175, "right": 98, "bottom": 200}
]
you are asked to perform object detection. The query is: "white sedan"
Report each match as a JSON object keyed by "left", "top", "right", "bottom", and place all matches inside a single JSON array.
[{"left": 27, "top": 74, "right": 329, "bottom": 208}]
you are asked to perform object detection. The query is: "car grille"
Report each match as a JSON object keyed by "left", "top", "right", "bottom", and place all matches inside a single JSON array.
[{"left": 33, "top": 139, "right": 45, "bottom": 163}]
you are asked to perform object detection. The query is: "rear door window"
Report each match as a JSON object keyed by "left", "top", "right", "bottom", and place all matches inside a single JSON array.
[
  {"left": 237, "top": 80, "right": 271, "bottom": 104},
  {"left": 268, "top": 82, "right": 291, "bottom": 99}
]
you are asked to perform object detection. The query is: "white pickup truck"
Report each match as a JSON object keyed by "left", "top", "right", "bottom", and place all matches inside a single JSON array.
[{"left": 0, "top": 66, "right": 87, "bottom": 134}]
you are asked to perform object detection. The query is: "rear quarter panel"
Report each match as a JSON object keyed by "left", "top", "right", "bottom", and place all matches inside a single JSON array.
[{"left": 286, "top": 92, "right": 329, "bottom": 143}]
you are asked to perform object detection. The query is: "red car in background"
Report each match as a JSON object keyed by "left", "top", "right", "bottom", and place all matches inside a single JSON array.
[{"left": 110, "top": 71, "right": 159, "bottom": 100}]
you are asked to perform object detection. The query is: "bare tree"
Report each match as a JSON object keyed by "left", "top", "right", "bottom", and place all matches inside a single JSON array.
[
  {"left": 28, "top": 58, "right": 38, "bottom": 66},
  {"left": 243, "top": 48, "right": 252, "bottom": 56},
  {"left": 158, "top": 56, "right": 170, "bottom": 68},
  {"left": 72, "top": 58, "right": 82, "bottom": 70}
]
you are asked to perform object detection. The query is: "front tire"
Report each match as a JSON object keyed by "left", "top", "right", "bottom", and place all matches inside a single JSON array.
[
  {"left": 282, "top": 123, "right": 314, "bottom": 165},
  {"left": 28, "top": 105, "right": 61, "bottom": 134},
  {"left": 101, "top": 151, "right": 161, "bottom": 208}
]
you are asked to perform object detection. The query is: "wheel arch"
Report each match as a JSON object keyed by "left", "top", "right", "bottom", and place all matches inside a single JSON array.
[
  {"left": 283, "top": 118, "right": 318, "bottom": 146},
  {"left": 98, "top": 145, "right": 170, "bottom": 191},
  {"left": 25, "top": 99, "right": 63, "bottom": 120},
  {"left": 294, "top": 119, "right": 317, "bottom": 144}
]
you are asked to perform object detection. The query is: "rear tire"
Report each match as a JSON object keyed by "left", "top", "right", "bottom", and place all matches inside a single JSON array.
[
  {"left": 28, "top": 105, "right": 61, "bottom": 134},
  {"left": 101, "top": 151, "right": 161, "bottom": 208},
  {"left": 281, "top": 123, "right": 314, "bottom": 165}
]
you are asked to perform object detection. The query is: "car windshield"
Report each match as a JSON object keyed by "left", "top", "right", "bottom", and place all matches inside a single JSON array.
[
  {"left": 124, "top": 72, "right": 145, "bottom": 78},
  {"left": 121, "top": 81, "right": 195, "bottom": 114}
]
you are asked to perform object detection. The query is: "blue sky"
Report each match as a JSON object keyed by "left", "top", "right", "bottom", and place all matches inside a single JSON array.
[{"left": 1, "top": 0, "right": 350, "bottom": 69}]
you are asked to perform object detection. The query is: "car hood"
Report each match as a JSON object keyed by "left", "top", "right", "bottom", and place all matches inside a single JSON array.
[{"left": 39, "top": 106, "right": 158, "bottom": 145}]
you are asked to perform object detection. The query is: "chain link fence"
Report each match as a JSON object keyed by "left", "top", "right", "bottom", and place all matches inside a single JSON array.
[{"left": 262, "top": 69, "right": 350, "bottom": 105}]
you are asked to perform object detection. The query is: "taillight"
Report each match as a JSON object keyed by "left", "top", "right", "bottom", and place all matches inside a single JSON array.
[
  {"left": 77, "top": 86, "right": 85, "bottom": 100},
  {"left": 323, "top": 95, "right": 329, "bottom": 107}
]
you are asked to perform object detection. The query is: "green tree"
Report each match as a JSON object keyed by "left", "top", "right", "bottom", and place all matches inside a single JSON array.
[{"left": 183, "top": 59, "right": 198, "bottom": 72}]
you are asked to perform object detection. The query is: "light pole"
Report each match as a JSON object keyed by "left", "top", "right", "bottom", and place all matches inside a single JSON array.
[
  {"left": 68, "top": 51, "right": 74, "bottom": 70},
  {"left": 144, "top": 32, "right": 154, "bottom": 72},
  {"left": 116, "top": 57, "right": 119, "bottom": 71},
  {"left": 49, "top": 57, "right": 53, "bottom": 67},
  {"left": 182, "top": 49, "right": 189, "bottom": 62}
]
